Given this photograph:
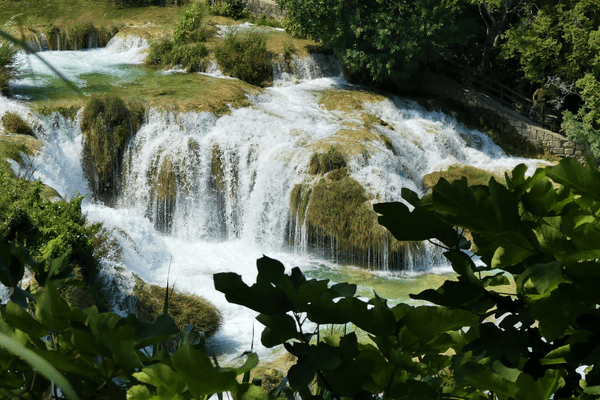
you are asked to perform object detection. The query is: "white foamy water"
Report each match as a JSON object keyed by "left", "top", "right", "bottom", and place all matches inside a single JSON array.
[
  {"left": 1, "top": 40, "right": 552, "bottom": 360},
  {"left": 11, "top": 36, "right": 149, "bottom": 92}
]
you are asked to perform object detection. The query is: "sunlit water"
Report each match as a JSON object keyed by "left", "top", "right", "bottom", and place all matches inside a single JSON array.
[{"left": 3, "top": 35, "right": 551, "bottom": 361}]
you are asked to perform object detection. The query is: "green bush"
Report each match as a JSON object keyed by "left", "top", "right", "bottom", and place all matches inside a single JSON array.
[
  {"left": 173, "top": 42, "right": 210, "bottom": 72},
  {"left": 145, "top": 38, "right": 175, "bottom": 66},
  {"left": 145, "top": 1, "right": 213, "bottom": 72},
  {"left": 0, "top": 172, "right": 102, "bottom": 284},
  {"left": 209, "top": 0, "right": 249, "bottom": 19},
  {"left": 214, "top": 28, "right": 272, "bottom": 86},
  {"left": 173, "top": 0, "right": 209, "bottom": 45}
]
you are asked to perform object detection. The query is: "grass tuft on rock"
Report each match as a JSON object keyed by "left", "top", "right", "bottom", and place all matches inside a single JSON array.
[
  {"left": 2, "top": 113, "right": 35, "bottom": 136},
  {"left": 308, "top": 146, "right": 346, "bottom": 175},
  {"left": 135, "top": 278, "right": 222, "bottom": 338}
]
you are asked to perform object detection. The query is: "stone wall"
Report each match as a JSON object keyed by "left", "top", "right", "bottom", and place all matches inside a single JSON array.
[
  {"left": 421, "top": 70, "right": 589, "bottom": 163},
  {"left": 243, "top": 0, "right": 286, "bottom": 19}
]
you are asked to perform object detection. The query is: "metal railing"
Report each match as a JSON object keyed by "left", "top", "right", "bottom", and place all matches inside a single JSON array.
[{"left": 433, "top": 61, "right": 562, "bottom": 133}]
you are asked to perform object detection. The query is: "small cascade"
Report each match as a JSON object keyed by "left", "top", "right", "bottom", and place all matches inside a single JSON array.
[
  {"left": 24, "top": 25, "right": 120, "bottom": 52},
  {"left": 273, "top": 54, "right": 341, "bottom": 85}
]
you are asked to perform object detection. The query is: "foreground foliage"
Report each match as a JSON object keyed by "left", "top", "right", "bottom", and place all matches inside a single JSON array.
[
  {"left": 0, "top": 173, "right": 101, "bottom": 287},
  {"left": 4, "top": 158, "right": 600, "bottom": 399},
  {"left": 0, "top": 239, "right": 257, "bottom": 400},
  {"left": 217, "top": 158, "right": 600, "bottom": 399}
]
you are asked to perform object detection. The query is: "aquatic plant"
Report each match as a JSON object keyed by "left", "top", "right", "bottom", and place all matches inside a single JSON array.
[
  {"left": 81, "top": 95, "right": 144, "bottom": 203},
  {"left": 214, "top": 28, "right": 273, "bottom": 86}
]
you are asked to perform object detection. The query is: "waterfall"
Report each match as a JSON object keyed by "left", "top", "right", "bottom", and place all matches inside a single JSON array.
[{"left": 3, "top": 42, "right": 553, "bottom": 358}]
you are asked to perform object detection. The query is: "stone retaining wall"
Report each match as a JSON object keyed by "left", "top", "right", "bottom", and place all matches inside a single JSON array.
[
  {"left": 421, "top": 70, "right": 589, "bottom": 163},
  {"left": 243, "top": 0, "right": 285, "bottom": 19}
]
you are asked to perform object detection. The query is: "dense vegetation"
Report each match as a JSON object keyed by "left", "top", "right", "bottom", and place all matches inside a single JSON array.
[{"left": 277, "top": 0, "right": 600, "bottom": 155}]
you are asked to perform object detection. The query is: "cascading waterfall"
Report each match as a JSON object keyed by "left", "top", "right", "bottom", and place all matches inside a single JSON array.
[{"left": 3, "top": 36, "right": 552, "bottom": 358}]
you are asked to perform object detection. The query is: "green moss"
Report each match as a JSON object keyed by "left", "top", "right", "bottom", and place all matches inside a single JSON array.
[
  {"left": 211, "top": 143, "right": 238, "bottom": 197},
  {"left": 81, "top": 95, "right": 145, "bottom": 202},
  {"left": 308, "top": 146, "right": 346, "bottom": 175},
  {"left": 290, "top": 184, "right": 312, "bottom": 222},
  {"left": 290, "top": 169, "right": 412, "bottom": 269},
  {"left": 2, "top": 113, "right": 34, "bottom": 136},
  {"left": 38, "top": 105, "right": 80, "bottom": 120},
  {"left": 135, "top": 278, "right": 222, "bottom": 338},
  {"left": 147, "top": 155, "right": 180, "bottom": 232},
  {"left": 379, "top": 134, "right": 396, "bottom": 155},
  {"left": 35, "top": 21, "right": 122, "bottom": 51}
]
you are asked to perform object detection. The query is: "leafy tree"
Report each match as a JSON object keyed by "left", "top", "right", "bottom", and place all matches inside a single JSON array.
[
  {"left": 276, "top": 0, "right": 474, "bottom": 86},
  {"left": 470, "top": 0, "right": 528, "bottom": 76},
  {"left": 501, "top": 0, "right": 600, "bottom": 155}
]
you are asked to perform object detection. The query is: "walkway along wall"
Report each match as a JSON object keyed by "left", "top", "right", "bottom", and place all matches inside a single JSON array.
[{"left": 421, "top": 70, "right": 589, "bottom": 164}]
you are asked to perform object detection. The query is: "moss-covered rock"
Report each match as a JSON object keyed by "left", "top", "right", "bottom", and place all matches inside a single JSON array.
[
  {"left": 2, "top": 112, "right": 35, "bottom": 137},
  {"left": 290, "top": 168, "right": 413, "bottom": 270},
  {"left": 210, "top": 143, "right": 238, "bottom": 197},
  {"left": 81, "top": 95, "right": 144, "bottom": 203},
  {"left": 147, "top": 155, "right": 179, "bottom": 233},
  {"left": 422, "top": 164, "right": 506, "bottom": 189},
  {"left": 135, "top": 278, "right": 222, "bottom": 338}
]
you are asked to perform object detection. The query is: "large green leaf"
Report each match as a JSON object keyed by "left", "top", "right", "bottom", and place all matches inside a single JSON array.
[
  {"left": 0, "top": 332, "right": 80, "bottom": 400},
  {"left": 373, "top": 201, "right": 457, "bottom": 246},
  {"left": 171, "top": 342, "right": 237, "bottom": 396},
  {"left": 4, "top": 301, "right": 47, "bottom": 338},
  {"left": 402, "top": 306, "right": 478, "bottom": 342},
  {"left": 546, "top": 158, "right": 600, "bottom": 200}
]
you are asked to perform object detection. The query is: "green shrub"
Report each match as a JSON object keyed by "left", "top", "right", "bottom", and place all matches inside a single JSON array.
[
  {"left": 214, "top": 28, "right": 272, "bottom": 86},
  {"left": 145, "top": 38, "right": 175, "bottom": 66},
  {"left": 173, "top": 0, "right": 210, "bottom": 45},
  {"left": 135, "top": 279, "right": 222, "bottom": 338},
  {"left": 0, "top": 172, "right": 102, "bottom": 284},
  {"left": 2, "top": 112, "right": 34, "bottom": 136},
  {"left": 172, "top": 42, "right": 209, "bottom": 72},
  {"left": 210, "top": 0, "right": 249, "bottom": 19}
]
